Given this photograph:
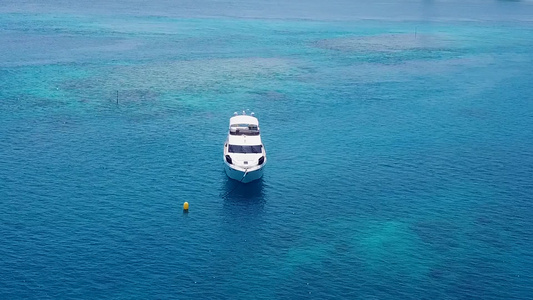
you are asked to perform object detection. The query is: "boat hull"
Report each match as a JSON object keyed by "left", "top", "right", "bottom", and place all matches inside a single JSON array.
[{"left": 224, "top": 163, "right": 264, "bottom": 183}]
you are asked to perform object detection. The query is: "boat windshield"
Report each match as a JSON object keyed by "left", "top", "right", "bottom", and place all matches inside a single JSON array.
[{"left": 228, "top": 145, "right": 263, "bottom": 154}]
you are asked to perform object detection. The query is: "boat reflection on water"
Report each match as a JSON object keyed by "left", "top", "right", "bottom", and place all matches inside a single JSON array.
[
  {"left": 220, "top": 177, "right": 266, "bottom": 249},
  {"left": 221, "top": 177, "right": 266, "bottom": 211}
]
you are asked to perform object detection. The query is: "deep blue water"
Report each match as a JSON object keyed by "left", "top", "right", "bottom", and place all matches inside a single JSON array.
[{"left": 1, "top": 1, "right": 533, "bottom": 299}]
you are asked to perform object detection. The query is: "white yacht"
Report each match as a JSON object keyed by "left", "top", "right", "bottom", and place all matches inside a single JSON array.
[{"left": 223, "top": 111, "right": 266, "bottom": 183}]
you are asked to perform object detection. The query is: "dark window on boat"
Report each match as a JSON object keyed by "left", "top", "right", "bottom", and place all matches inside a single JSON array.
[{"left": 228, "top": 145, "right": 263, "bottom": 153}]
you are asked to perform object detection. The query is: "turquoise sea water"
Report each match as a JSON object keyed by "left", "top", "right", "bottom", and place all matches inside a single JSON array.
[{"left": 1, "top": 1, "right": 533, "bottom": 299}]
